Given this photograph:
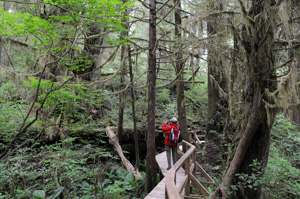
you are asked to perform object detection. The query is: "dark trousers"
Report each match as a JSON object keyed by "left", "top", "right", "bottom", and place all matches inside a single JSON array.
[{"left": 165, "top": 144, "right": 177, "bottom": 168}]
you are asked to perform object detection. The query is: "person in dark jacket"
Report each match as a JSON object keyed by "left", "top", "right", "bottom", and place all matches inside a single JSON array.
[{"left": 162, "top": 117, "right": 179, "bottom": 170}]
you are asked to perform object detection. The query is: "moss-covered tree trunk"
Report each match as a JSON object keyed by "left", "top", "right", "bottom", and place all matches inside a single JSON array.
[
  {"left": 213, "top": 0, "right": 277, "bottom": 198},
  {"left": 203, "top": 1, "right": 227, "bottom": 171},
  {"left": 286, "top": 7, "right": 300, "bottom": 127},
  {"left": 289, "top": 48, "right": 300, "bottom": 127}
]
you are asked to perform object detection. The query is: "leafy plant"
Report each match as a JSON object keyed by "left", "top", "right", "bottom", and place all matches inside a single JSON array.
[
  {"left": 229, "top": 159, "right": 263, "bottom": 196},
  {"left": 102, "top": 168, "right": 144, "bottom": 198},
  {"left": 260, "top": 143, "right": 300, "bottom": 198},
  {"left": 0, "top": 82, "right": 28, "bottom": 149}
]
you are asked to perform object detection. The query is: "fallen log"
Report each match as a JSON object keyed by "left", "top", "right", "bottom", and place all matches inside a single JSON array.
[{"left": 106, "top": 126, "right": 141, "bottom": 179}]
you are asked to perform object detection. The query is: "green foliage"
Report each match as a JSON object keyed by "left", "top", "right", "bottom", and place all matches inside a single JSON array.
[
  {"left": 0, "top": 82, "right": 26, "bottom": 147},
  {"left": 157, "top": 88, "right": 173, "bottom": 104},
  {"left": 229, "top": 159, "right": 263, "bottom": 196},
  {"left": 156, "top": 88, "right": 177, "bottom": 119},
  {"left": 0, "top": 81, "right": 18, "bottom": 101},
  {"left": 0, "top": 0, "right": 134, "bottom": 50},
  {"left": 102, "top": 168, "right": 144, "bottom": 198},
  {"left": 30, "top": 187, "right": 64, "bottom": 199},
  {"left": 23, "top": 77, "right": 103, "bottom": 126},
  {"left": 186, "top": 75, "right": 208, "bottom": 123},
  {"left": 32, "top": 190, "right": 46, "bottom": 199},
  {"left": 0, "top": 9, "right": 56, "bottom": 41},
  {"left": 260, "top": 147, "right": 300, "bottom": 198},
  {"left": 0, "top": 141, "right": 144, "bottom": 198},
  {"left": 260, "top": 114, "right": 300, "bottom": 198},
  {"left": 271, "top": 113, "right": 300, "bottom": 167}
]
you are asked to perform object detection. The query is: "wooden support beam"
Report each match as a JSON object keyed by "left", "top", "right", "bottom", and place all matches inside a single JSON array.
[
  {"left": 189, "top": 173, "right": 209, "bottom": 196},
  {"left": 178, "top": 174, "right": 189, "bottom": 195},
  {"left": 191, "top": 139, "right": 200, "bottom": 148},
  {"left": 185, "top": 152, "right": 191, "bottom": 196},
  {"left": 183, "top": 194, "right": 204, "bottom": 199},
  {"left": 195, "top": 162, "right": 215, "bottom": 183},
  {"left": 199, "top": 180, "right": 215, "bottom": 185}
]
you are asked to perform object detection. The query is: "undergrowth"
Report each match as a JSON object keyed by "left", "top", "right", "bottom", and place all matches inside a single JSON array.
[
  {"left": 261, "top": 113, "right": 300, "bottom": 198},
  {"left": 0, "top": 141, "right": 145, "bottom": 199}
]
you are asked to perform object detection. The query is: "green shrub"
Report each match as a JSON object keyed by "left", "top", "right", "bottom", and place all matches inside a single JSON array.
[
  {"left": 260, "top": 114, "right": 300, "bottom": 198},
  {"left": 0, "top": 82, "right": 27, "bottom": 148},
  {"left": 260, "top": 144, "right": 300, "bottom": 198}
]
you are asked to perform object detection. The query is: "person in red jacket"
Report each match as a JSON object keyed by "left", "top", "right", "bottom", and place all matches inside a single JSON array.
[{"left": 162, "top": 117, "right": 179, "bottom": 170}]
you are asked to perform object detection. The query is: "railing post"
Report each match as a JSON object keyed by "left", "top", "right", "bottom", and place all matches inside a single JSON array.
[
  {"left": 165, "top": 188, "right": 168, "bottom": 199},
  {"left": 177, "top": 143, "right": 180, "bottom": 161},
  {"left": 185, "top": 153, "right": 190, "bottom": 197},
  {"left": 192, "top": 149, "right": 196, "bottom": 176}
]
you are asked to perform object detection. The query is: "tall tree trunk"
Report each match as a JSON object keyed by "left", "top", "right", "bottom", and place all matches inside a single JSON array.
[
  {"left": 128, "top": 47, "right": 140, "bottom": 170},
  {"left": 289, "top": 49, "right": 300, "bottom": 128},
  {"left": 203, "top": 1, "right": 227, "bottom": 170},
  {"left": 81, "top": 24, "right": 106, "bottom": 115},
  {"left": 173, "top": 0, "right": 188, "bottom": 146},
  {"left": 213, "top": 1, "right": 277, "bottom": 198},
  {"left": 117, "top": 43, "right": 127, "bottom": 143},
  {"left": 4, "top": 40, "right": 11, "bottom": 67},
  {"left": 286, "top": 7, "right": 300, "bottom": 127},
  {"left": 78, "top": 25, "right": 106, "bottom": 80},
  {"left": 146, "top": 0, "right": 157, "bottom": 192},
  {"left": 117, "top": 0, "right": 129, "bottom": 142}
]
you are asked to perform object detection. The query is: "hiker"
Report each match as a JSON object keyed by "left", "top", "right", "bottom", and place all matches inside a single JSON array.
[{"left": 162, "top": 117, "right": 180, "bottom": 170}]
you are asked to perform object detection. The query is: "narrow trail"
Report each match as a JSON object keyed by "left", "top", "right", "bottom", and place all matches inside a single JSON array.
[{"left": 145, "top": 137, "right": 214, "bottom": 199}]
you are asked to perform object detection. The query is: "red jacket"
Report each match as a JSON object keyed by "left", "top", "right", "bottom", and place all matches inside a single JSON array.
[{"left": 162, "top": 122, "right": 179, "bottom": 146}]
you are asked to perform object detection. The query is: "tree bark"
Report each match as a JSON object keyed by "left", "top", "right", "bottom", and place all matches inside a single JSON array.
[
  {"left": 128, "top": 47, "right": 140, "bottom": 170},
  {"left": 117, "top": 42, "right": 127, "bottom": 143},
  {"left": 173, "top": 0, "right": 188, "bottom": 149},
  {"left": 146, "top": 0, "right": 157, "bottom": 192},
  {"left": 117, "top": 0, "right": 129, "bottom": 142},
  {"left": 203, "top": 1, "right": 227, "bottom": 170},
  {"left": 4, "top": 40, "right": 11, "bottom": 67},
  {"left": 286, "top": 18, "right": 300, "bottom": 127}
]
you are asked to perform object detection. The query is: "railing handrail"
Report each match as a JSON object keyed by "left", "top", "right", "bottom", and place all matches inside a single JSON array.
[{"left": 165, "top": 140, "right": 196, "bottom": 199}]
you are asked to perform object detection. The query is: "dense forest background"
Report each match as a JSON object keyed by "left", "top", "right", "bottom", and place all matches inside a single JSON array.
[{"left": 0, "top": 0, "right": 300, "bottom": 198}]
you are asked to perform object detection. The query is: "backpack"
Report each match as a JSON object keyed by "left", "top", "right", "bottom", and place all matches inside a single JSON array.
[{"left": 168, "top": 127, "right": 182, "bottom": 143}]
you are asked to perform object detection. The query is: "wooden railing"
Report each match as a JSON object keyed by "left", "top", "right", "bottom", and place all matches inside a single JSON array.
[
  {"left": 165, "top": 140, "right": 214, "bottom": 199},
  {"left": 189, "top": 131, "right": 205, "bottom": 148}
]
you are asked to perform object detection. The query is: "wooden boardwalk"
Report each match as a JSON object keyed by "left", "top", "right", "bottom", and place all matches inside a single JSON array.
[
  {"left": 145, "top": 151, "right": 186, "bottom": 199},
  {"left": 144, "top": 140, "right": 213, "bottom": 199}
]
